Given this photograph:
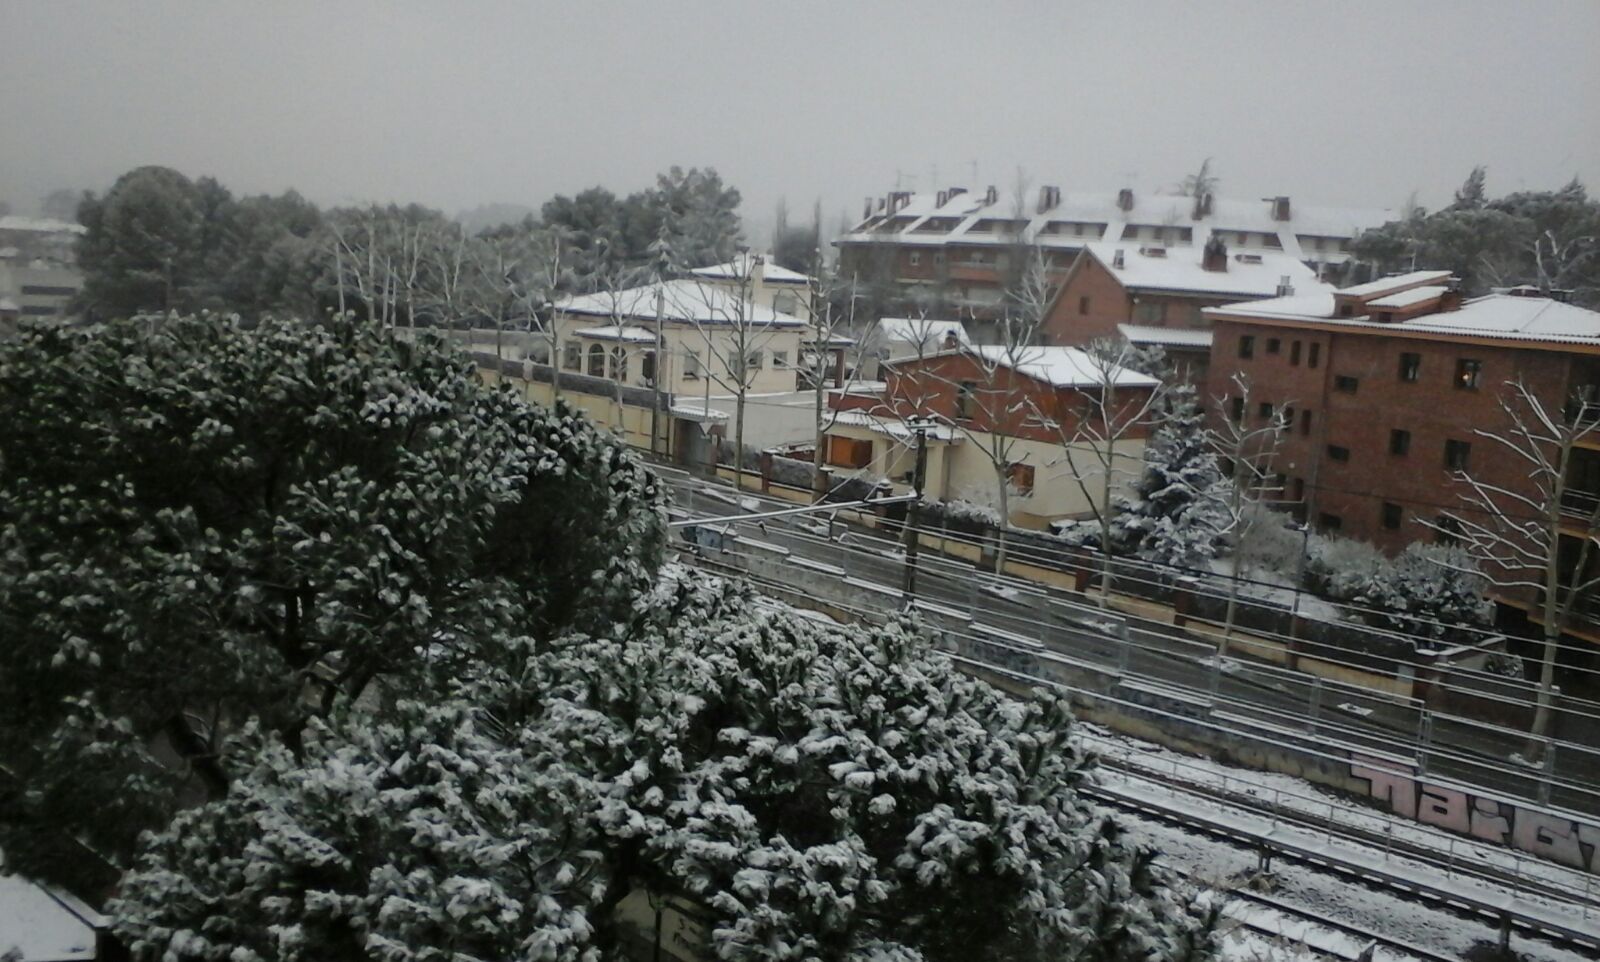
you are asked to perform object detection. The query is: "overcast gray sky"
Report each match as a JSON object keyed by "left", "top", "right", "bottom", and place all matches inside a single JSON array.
[{"left": 4, "top": 0, "right": 1597, "bottom": 235}]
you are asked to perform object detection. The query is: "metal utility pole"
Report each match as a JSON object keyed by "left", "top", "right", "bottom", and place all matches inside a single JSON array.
[
  {"left": 651, "top": 287, "right": 665, "bottom": 458},
  {"left": 901, "top": 421, "right": 930, "bottom": 598}
]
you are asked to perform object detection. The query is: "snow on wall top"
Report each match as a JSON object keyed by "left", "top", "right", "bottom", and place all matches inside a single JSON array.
[
  {"left": 571, "top": 325, "right": 658, "bottom": 343},
  {"left": 555, "top": 279, "right": 808, "bottom": 327},
  {"left": 1086, "top": 242, "right": 1330, "bottom": 298},
  {"left": 0, "top": 216, "right": 87, "bottom": 235},
  {"left": 690, "top": 252, "right": 813, "bottom": 285}
]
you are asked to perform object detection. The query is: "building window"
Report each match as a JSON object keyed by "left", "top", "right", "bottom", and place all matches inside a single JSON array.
[
  {"left": 1007, "top": 462, "right": 1035, "bottom": 495},
  {"left": 683, "top": 349, "right": 701, "bottom": 379},
  {"left": 20, "top": 284, "right": 77, "bottom": 297},
  {"left": 1229, "top": 396, "right": 1245, "bottom": 424},
  {"left": 747, "top": 350, "right": 764, "bottom": 371},
  {"left": 1238, "top": 335, "right": 1255, "bottom": 359},
  {"left": 1266, "top": 337, "right": 1281, "bottom": 355},
  {"left": 1389, "top": 429, "right": 1411, "bottom": 455},
  {"left": 1327, "top": 444, "right": 1350, "bottom": 462},
  {"left": 563, "top": 341, "right": 582, "bottom": 370},
  {"left": 774, "top": 292, "right": 799, "bottom": 315},
  {"left": 1318, "top": 513, "right": 1342, "bottom": 532},
  {"left": 827, "top": 436, "right": 874, "bottom": 469},
  {"left": 1258, "top": 401, "right": 1273, "bottom": 420},
  {"left": 1334, "top": 375, "right": 1358, "bottom": 393},
  {"left": 20, "top": 305, "right": 58, "bottom": 316},
  {"left": 1381, "top": 502, "right": 1403, "bottom": 530},
  {"left": 909, "top": 252, "right": 921, "bottom": 267},
  {"left": 957, "top": 381, "right": 977, "bottom": 419},
  {"left": 1137, "top": 302, "right": 1166, "bottom": 324},
  {"left": 1308, "top": 343, "right": 1321, "bottom": 368},
  {"left": 1079, "top": 295, "right": 1091, "bottom": 315},
  {"left": 1455, "top": 358, "right": 1483, "bottom": 390},
  {"left": 1291, "top": 477, "right": 1305, "bottom": 502},
  {"left": 641, "top": 350, "right": 657, "bottom": 385},
  {"left": 1445, "top": 439, "right": 1472, "bottom": 471},
  {"left": 1282, "top": 404, "right": 1295, "bottom": 426},
  {"left": 1436, "top": 515, "right": 1463, "bottom": 546},
  {"left": 772, "top": 350, "right": 789, "bottom": 369},
  {"left": 608, "top": 347, "right": 628, "bottom": 381},
  {"left": 1399, "top": 352, "right": 1421, "bottom": 382},
  {"left": 587, "top": 343, "right": 606, "bottom": 376},
  {"left": 1300, "top": 409, "right": 1312, "bottom": 435}
]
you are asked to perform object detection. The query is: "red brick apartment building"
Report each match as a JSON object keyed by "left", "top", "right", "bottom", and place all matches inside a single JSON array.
[
  {"left": 835, "top": 183, "right": 1390, "bottom": 321},
  {"left": 1204, "top": 274, "right": 1600, "bottom": 635},
  {"left": 1042, "top": 238, "right": 1331, "bottom": 384}
]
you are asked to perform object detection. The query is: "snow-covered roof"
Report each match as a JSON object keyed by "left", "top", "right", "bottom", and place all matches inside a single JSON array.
[
  {"left": 1366, "top": 285, "right": 1448, "bottom": 309},
  {"left": 970, "top": 345, "right": 1160, "bottom": 388},
  {"left": 1086, "top": 242, "right": 1330, "bottom": 299},
  {"left": 691, "top": 253, "right": 812, "bottom": 285},
  {"left": 555, "top": 279, "right": 807, "bottom": 328},
  {"left": 668, "top": 400, "right": 730, "bottom": 422},
  {"left": 828, "top": 407, "right": 962, "bottom": 442},
  {"left": 572, "top": 324, "right": 657, "bottom": 343},
  {"left": 843, "top": 188, "right": 1393, "bottom": 264},
  {"left": 1116, "top": 323, "right": 1214, "bottom": 350},
  {"left": 0, "top": 216, "right": 86, "bottom": 235},
  {"left": 1337, "top": 270, "right": 1454, "bottom": 298},
  {"left": 1208, "top": 290, "right": 1600, "bottom": 346},
  {"left": 874, "top": 317, "right": 970, "bottom": 352},
  {"left": 0, "top": 874, "right": 102, "bottom": 961}
]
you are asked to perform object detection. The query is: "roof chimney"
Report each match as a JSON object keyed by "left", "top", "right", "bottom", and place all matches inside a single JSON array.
[
  {"left": 1036, "top": 185, "right": 1060, "bottom": 214},
  {"left": 1275, "top": 275, "right": 1294, "bottom": 297},
  {"left": 863, "top": 197, "right": 873, "bottom": 219},
  {"left": 985, "top": 184, "right": 998, "bottom": 204},
  {"left": 947, "top": 186, "right": 966, "bottom": 198},
  {"left": 1201, "top": 235, "right": 1228, "bottom": 272},
  {"left": 936, "top": 189, "right": 948, "bottom": 207},
  {"left": 942, "top": 330, "right": 960, "bottom": 350},
  {"left": 1269, "top": 196, "right": 1291, "bottom": 221},
  {"left": 1192, "top": 191, "right": 1214, "bottom": 220},
  {"left": 1117, "top": 188, "right": 1135, "bottom": 212},
  {"left": 1111, "top": 248, "right": 1126, "bottom": 269}
]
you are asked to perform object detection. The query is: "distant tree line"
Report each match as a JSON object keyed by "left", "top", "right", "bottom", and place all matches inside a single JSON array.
[
  {"left": 68, "top": 164, "right": 746, "bottom": 324},
  {"left": 1353, "top": 167, "right": 1600, "bottom": 307}
]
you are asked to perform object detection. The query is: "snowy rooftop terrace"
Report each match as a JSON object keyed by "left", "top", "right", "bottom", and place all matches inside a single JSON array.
[{"left": 1208, "top": 289, "right": 1600, "bottom": 345}]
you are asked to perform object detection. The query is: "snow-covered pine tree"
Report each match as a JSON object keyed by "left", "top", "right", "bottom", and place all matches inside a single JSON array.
[
  {"left": 1114, "top": 384, "right": 1229, "bottom": 569},
  {"left": 0, "top": 313, "right": 665, "bottom": 892},
  {"left": 520, "top": 572, "right": 1220, "bottom": 962},
  {"left": 104, "top": 568, "right": 1218, "bottom": 961},
  {"left": 111, "top": 699, "right": 609, "bottom": 962}
]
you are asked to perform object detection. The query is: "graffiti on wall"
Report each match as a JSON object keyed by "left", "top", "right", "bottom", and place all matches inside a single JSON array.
[{"left": 1351, "top": 754, "right": 1600, "bottom": 873}]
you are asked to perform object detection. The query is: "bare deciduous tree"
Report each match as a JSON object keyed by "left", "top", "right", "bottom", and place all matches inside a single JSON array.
[
  {"left": 1045, "top": 336, "right": 1164, "bottom": 605},
  {"left": 1209, "top": 373, "right": 1292, "bottom": 650},
  {"left": 1429, "top": 377, "right": 1600, "bottom": 756}
]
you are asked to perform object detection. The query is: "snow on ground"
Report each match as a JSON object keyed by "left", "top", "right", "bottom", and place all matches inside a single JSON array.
[
  {"left": 1206, "top": 559, "right": 1345, "bottom": 624},
  {"left": 1117, "top": 809, "right": 1596, "bottom": 962},
  {"left": 1079, "top": 721, "right": 1600, "bottom": 911}
]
